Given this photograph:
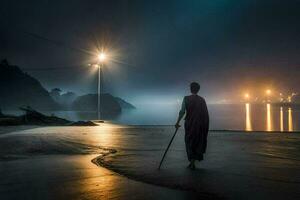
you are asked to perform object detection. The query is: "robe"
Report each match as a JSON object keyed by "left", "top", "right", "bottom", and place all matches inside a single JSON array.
[{"left": 179, "top": 95, "right": 209, "bottom": 161}]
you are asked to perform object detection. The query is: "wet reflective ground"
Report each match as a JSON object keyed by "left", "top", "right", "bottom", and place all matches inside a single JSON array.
[
  {"left": 0, "top": 125, "right": 207, "bottom": 200},
  {"left": 0, "top": 125, "right": 300, "bottom": 199},
  {"left": 0, "top": 155, "right": 200, "bottom": 200}
]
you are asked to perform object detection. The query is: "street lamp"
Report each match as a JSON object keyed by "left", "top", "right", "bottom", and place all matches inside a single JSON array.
[
  {"left": 266, "top": 89, "right": 272, "bottom": 102},
  {"left": 244, "top": 93, "right": 250, "bottom": 102},
  {"left": 98, "top": 52, "right": 106, "bottom": 62},
  {"left": 91, "top": 52, "right": 107, "bottom": 120}
]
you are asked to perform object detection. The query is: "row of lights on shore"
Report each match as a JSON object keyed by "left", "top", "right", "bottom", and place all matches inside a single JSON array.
[{"left": 243, "top": 90, "right": 297, "bottom": 103}]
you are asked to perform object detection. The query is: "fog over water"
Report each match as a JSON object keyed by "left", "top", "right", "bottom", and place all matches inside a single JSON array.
[{"left": 42, "top": 103, "right": 300, "bottom": 132}]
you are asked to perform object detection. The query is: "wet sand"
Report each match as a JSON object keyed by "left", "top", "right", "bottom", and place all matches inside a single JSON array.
[
  {"left": 0, "top": 155, "right": 201, "bottom": 200},
  {"left": 92, "top": 127, "right": 300, "bottom": 199},
  {"left": 0, "top": 125, "right": 206, "bottom": 200},
  {"left": 0, "top": 124, "right": 300, "bottom": 199},
  {"left": 0, "top": 126, "right": 39, "bottom": 135}
]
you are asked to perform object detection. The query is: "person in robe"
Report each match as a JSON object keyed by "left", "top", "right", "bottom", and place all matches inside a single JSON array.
[{"left": 175, "top": 82, "right": 209, "bottom": 170}]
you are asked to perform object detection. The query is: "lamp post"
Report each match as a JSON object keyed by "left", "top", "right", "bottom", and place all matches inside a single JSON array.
[
  {"left": 97, "top": 63, "right": 101, "bottom": 120},
  {"left": 95, "top": 52, "right": 106, "bottom": 120}
]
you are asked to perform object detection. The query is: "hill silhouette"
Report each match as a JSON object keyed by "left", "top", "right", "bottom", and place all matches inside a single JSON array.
[
  {"left": 115, "top": 97, "right": 136, "bottom": 109},
  {"left": 0, "top": 60, "right": 59, "bottom": 110},
  {"left": 0, "top": 60, "right": 135, "bottom": 117},
  {"left": 72, "top": 93, "right": 128, "bottom": 118}
]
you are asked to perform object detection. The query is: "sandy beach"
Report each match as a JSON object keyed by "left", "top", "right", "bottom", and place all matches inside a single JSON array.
[{"left": 0, "top": 124, "right": 300, "bottom": 199}]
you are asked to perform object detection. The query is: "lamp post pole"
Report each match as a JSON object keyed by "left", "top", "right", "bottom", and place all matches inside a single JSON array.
[
  {"left": 98, "top": 64, "right": 101, "bottom": 120},
  {"left": 91, "top": 52, "right": 106, "bottom": 121}
]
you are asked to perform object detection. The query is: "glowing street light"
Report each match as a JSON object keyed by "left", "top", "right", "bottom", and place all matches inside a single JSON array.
[
  {"left": 244, "top": 93, "right": 250, "bottom": 102},
  {"left": 265, "top": 89, "right": 272, "bottom": 102},
  {"left": 98, "top": 52, "right": 106, "bottom": 62}
]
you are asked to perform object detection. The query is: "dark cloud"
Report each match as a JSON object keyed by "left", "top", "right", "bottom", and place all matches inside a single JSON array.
[{"left": 1, "top": 0, "right": 300, "bottom": 102}]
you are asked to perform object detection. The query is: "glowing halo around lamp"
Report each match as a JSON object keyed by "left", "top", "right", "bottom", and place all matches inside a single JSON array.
[
  {"left": 266, "top": 89, "right": 271, "bottom": 95},
  {"left": 98, "top": 52, "right": 106, "bottom": 62}
]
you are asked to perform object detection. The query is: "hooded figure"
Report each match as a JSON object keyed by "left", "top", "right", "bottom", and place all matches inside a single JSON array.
[{"left": 175, "top": 82, "right": 209, "bottom": 170}]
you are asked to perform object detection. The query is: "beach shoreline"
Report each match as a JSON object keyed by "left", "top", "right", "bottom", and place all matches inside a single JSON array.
[
  {"left": 0, "top": 126, "right": 203, "bottom": 200},
  {"left": 0, "top": 125, "right": 299, "bottom": 199}
]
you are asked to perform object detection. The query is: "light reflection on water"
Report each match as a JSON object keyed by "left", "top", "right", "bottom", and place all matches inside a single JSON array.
[
  {"left": 266, "top": 103, "right": 273, "bottom": 132},
  {"left": 280, "top": 107, "right": 284, "bottom": 132},
  {"left": 288, "top": 108, "right": 293, "bottom": 132},
  {"left": 244, "top": 103, "right": 297, "bottom": 132},
  {"left": 245, "top": 103, "right": 252, "bottom": 131}
]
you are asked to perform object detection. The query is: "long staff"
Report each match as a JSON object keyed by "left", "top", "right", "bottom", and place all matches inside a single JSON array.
[{"left": 158, "top": 127, "right": 179, "bottom": 170}]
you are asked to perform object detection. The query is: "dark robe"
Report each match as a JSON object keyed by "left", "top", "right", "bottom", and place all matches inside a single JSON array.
[{"left": 182, "top": 95, "right": 209, "bottom": 161}]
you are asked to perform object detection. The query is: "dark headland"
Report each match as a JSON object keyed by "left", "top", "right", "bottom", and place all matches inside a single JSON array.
[{"left": 0, "top": 59, "right": 135, "bottom": 125}]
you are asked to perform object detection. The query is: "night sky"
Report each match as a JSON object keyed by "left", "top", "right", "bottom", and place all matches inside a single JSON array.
[{"left": 1, "top": 0, "right": 300, "bottom": 103}]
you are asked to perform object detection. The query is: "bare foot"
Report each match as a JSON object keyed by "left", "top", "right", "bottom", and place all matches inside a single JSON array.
[
  {"left": 187, "top": 163, "right": 196, "bottom": 170},
  {"left": 190, "top": 163, "right": 196, "bottom": 170}
]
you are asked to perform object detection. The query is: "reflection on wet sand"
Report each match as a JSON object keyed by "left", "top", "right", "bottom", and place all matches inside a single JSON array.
[
  {"left": 288, "top": 108, "right": 293, "bottom": 132},
  {"left": 266, "top": 103, "right": 273, "bottom": 131},
  {"left": 245, "top": 103, "right": 252, "bottom": 131},
  {"left": 1, "top": 124, "right": 300, "bottom": 199}
]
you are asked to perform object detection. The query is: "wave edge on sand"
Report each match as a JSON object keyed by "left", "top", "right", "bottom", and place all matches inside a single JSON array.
[{"left": 91, "top": 151, "right": 222, "bottom": 200}]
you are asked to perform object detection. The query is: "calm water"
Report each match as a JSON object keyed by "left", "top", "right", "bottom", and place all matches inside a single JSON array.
[{"left": 45, "top": 103, "right": 300, "bottom": 132}]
